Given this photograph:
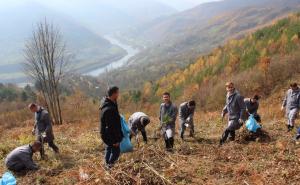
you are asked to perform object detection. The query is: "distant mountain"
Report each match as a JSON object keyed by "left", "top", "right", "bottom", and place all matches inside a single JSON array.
[
  {"left": 40, "top": 0, "right": 177, "bottom": 34},
  {"left": 0, "top": 2, "right": 126, "bottom": 83},
  {"left": 106, "top": 0, "right": 300, "bottom": 89}
]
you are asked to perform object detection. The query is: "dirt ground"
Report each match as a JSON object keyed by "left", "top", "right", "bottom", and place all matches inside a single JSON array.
[{"left": 1, "top": 115, "right": 300, "bottom": 185}]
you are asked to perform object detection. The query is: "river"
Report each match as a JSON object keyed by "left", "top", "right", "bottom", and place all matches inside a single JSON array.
[{"left": 85, "top": 35, "right": 140, "bottom": 76}]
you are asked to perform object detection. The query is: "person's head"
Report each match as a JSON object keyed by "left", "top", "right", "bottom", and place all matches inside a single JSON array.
[
  {"left": 31, "top": 141, "right": 42, "bottom": 153},
  {"left": 251, "top": 95, "right": 260, "bottom": 103},
  {"left": 290, "top": 83, "right": 299, "bottom": 91},
  {"left": 107, "top": 86, "right": 119, "bottom": 101},
  {"left": 225, "top": 82, "right": 235, "bottom": 93},
  {"left": 141, "top": 117, "right": 150, "bottom": 126},
  {"left": 162, "top": 92, "right": 171, "bottom": 104},
  {"left": 187, "top": 100, "right": 196, "bottom": 109},
  {"left": 28, "top": 103, "right": 39, "bottom": 113}
]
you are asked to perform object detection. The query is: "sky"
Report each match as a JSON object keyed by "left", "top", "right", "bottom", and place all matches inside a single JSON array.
[{"left": 0, "top": 0, "right": 222, "bottom": 11}]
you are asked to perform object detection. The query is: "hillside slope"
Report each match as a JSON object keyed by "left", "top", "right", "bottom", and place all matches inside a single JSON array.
[
  {"left": 122, "top": 13, "right": 300, "bottom": 113},
  {"left": 105, "top": 0, "right": 300, "bottom": 90}
]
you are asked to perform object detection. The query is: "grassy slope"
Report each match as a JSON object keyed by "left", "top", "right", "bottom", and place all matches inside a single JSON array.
[{"left": 1, "top": 99, "right": 300, "bottom": 184}]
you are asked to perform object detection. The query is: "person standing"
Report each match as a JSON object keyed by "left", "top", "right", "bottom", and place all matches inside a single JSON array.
[
  {"left": 244, "top": 95, "right": 261, "bottom": 123},
  {"left": 128, "top": 112, "right": 150, "bottom": 144},
  {"left": 5, "top": 141, "right": 41, "bottom": 172},
  {"left": 220, "top": 82, "right": 246, "bottom": 145},
  {"left": 281, "top": 83, "right": 300, "bottom": 132},
  {"left": 29, "top": 103, "right": 59, "bottom": 159},
  {"left": 159, "top": 92, "right": 178, "bottom": 151},
  {"left": 100, "top": 86, "right": 123, "bottom": 168},
  {"left": 179, "top": 101, "right": 196, "bottom": 140}
]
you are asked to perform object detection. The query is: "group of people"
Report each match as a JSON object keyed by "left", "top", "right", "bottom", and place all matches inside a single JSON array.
[
  {"left": 4, "top": 82, "right": 300, "bottom": 172},
  {"left": 5, "top": 103, "right": 59, "bottom": 173}
]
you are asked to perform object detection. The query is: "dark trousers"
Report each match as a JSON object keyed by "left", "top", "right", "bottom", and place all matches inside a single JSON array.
[
  {"left": 220, "top": 129, "right": 235, "bottom": 144},
  {"left": 39, "top": 138, "right": 59, "bottom": 158},
  {"left": 105, "top": 145, "right": 120, "bottom": 165},
  {"left": 7, "top": 163, "right": 26, "bottom": 172},
  {"left": 164, "top": 137, "right": 174, "bottom": 150},
  {"left": 180, "top": 123, "right": 194, "bottom": 139}
]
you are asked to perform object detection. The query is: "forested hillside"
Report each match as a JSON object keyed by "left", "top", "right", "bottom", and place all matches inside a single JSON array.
[
  {"left": 105, "top": 0, "right": 300, "bottom": 90},
  {"left": 122, "top": 13, "right": 300, "bottom": 113}
]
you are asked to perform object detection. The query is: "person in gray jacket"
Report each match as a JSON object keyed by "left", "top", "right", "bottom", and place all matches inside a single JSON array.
[
  {"left": 179, "top": 101, "right": 196, "bottom": 140},
  {"left": 244, "top": 95, "right": 261, "bottom": 123},
  {"left": 5, "top": 141, "right": 41, "bottom": 172},
  {"left": 220, "top": 82, "right": 246, "bottom": 145},
  {"left": 128, "top": 112, "right": 150, "bottom": 143},
  {"left": 29, "top": 103, "right": 59, "bottom": 159},
  {"left": 281, "top": 83, "right": 300, "bottom": 132},
  {"left": 159, "top": 92, "right": 178, "bottom": 151}
]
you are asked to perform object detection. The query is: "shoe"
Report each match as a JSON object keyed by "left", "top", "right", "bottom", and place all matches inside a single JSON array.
[
  {"left": 287, "top": 125, "right": 294, "bottom": 132},
  {"left": 219, "top": 139, "right": 224, "bottom": 146}
]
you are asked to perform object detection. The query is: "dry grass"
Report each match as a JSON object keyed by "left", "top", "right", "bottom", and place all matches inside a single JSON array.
[
  {"left": 1, "top": 89, "right": 300, "bottom": 184},
  {"left": 1, "top": 107, "right": 300, "bottom": 185}
]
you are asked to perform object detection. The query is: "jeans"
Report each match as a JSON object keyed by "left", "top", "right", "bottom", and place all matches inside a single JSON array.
[{"left": 105, "top": 145, "right": 120, "bottom": 165}]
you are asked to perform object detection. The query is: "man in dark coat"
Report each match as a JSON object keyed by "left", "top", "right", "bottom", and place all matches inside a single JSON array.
[
  {"left": 29, "top": 103, "right": 59, "bottom": 159},
  {"left": 220, "top": 82, "right": 246, "bottom": 145},
  {"left": 100, "top": 86, "right": 123, "bottom": 168},
  {"left": 5, "top": 141, "right": 41, "bottom": 172}
]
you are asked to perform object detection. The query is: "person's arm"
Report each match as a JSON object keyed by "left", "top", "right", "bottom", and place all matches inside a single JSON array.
[
  {"left": 159, "top": 105, "right": 162, "bottom": 124},
  {"left": 100, "top": 109, "right": 110, "bottom": 144},
  {"left": 222, "top": 105, "right": 228, "bottom": 118},
  {"left": 188, "top": 108, "right": 195, "bottom": 121},
  {"left": 282, "top": 91, "right": 288, "bottom": 109},
  {"left": 238, "top": 95, "right": 246, "bottom": 121},
  {"left": 32, "top": 114, "right": 37, "bottom": 135},
  {"left": 178, "top": 105, "right": 185, "bottom": 122},
  {"left": 170, "top": 105, "right": 178, "bottom": 123}
]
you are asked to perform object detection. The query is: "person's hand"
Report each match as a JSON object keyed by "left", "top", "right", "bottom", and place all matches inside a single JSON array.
[
  {"left": 281, "top": 106, "right": 285, "bottom": 111},
  {"left": 31, "top": 129, "right": 35, "bottom": 136},
  {"left": 113, "top": 143, "right": 119, "bottom": 147},
  {"left": 238, "top": 119, "right": 244, "bottom": 125}
]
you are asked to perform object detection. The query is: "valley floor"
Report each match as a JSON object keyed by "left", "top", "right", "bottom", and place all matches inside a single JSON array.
[{"left": 1, "top": 114, "right": 300, "bottom": 185}]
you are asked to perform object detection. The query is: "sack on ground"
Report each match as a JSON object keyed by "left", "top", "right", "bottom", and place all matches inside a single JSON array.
[
  {"left": 0, "top": 172, "right": 16, "bottom": 185},
  {"left": 246, "top": 114, "right": 261, "bottom": 132},
  {"left": 120, "top": 115, "right": 133, "bottom": 153}
]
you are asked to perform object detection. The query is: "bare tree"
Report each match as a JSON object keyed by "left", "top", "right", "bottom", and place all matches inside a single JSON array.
[{"left": 24, "top": 19, "right": 68, "bottom": 125}]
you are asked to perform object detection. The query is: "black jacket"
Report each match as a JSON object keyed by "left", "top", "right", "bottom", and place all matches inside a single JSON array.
[{"left": 100, "top": 97, "right": 123, "bottom": 146}]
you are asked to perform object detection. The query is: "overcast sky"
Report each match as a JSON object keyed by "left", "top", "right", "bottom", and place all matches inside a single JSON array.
[{"left": 0, "top": 0, "right": 223, "bottom": 11}]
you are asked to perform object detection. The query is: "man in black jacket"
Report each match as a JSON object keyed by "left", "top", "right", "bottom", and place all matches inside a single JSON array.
[{"left": 100, "top": 86, "right": 123, "bottom": 168}]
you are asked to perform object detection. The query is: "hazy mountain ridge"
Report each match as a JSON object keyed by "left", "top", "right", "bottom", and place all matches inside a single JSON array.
[{"left": 104, "top": 0, "right": 300, "bottom": 90}]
